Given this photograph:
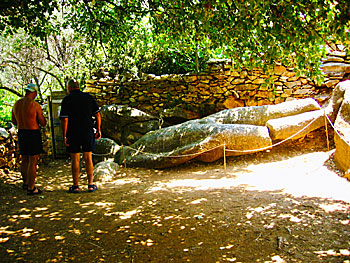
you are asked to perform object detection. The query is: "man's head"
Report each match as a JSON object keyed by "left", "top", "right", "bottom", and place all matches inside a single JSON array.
[
  {"left": 25, "top": 83, "right": 38, "bottom": 93},
  {"left": 67, "top": 79, "right": 80, "bottom": 93}
]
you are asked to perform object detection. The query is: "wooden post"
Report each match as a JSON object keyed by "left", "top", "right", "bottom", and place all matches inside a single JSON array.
[
  {"left": 122, "top": 145, "right": 127, "bottom": 168},
  {"left": 223, "top": 142, "right": 226, "bottom": 171},
  {"left": 324, "top": 111, "right": 330, "bottom": 151}
]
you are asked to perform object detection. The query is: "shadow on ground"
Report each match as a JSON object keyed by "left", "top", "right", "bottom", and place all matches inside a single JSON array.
[{"left": 0, "top": 129, "right": 349, "bottom": 262}]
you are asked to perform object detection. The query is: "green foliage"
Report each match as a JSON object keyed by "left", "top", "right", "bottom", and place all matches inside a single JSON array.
[
  {"left": 139, "top": 47, "right": 209, "bottom": 75},
  {"left": 1, "top": 0, "right": 350, "bottom": 81},
  {"left": 0, "top": 90, "right": 16, "bottom": 127},
  {"left": 0, "top": 0, "right": 58, "bottom": 39}
]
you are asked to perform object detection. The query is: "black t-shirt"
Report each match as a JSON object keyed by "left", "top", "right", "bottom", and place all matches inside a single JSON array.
[{"left": 59, "top": 90, "right": 100, "bottom": 138}]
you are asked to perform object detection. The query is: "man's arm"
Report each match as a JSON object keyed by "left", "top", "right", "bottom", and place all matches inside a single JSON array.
[
  {"left": 61, "top": 117, "right": 69, "bottom": 146},
  {"left": 11, "top": 107, "right": 17, "bottom": 126},
  {"left": 36, "top": 104, "right": 47, "bottom": 127},
  {"left": 95, "top": 112, "right": 101, "bottom": 139}
]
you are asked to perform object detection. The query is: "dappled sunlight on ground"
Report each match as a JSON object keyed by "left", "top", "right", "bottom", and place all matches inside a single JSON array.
[
  {"left": 227, "top": 150, "right": 350, "bottom": 203},
  {"left": 0, "top": 132, "right": 349, "bottom": 262},
  {"left": 145, "top": 149, "right": 350, "bottom": 204}
]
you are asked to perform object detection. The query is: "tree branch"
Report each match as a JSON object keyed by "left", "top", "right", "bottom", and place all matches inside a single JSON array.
[
  {"left": 4, "top": 59, "right": 65, "bottom": 90},
  {"left": 0, "top": 86, "right": 22, "bottom": 97}
]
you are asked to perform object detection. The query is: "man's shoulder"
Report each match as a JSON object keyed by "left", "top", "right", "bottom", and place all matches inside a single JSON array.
[
  {"left": 33, "top": 100, "right": 42, "bottom": 109},
  {"left": 14, "top": 97, "right": 25, "bottom": 105},
  {"left": 81, "top": 91, "right": 96, "bottom": 101},
  {"left": 82, "top": 91, "right": 94, "bottom": 96},
  {"left": 61, "top": 91, "right": 95, "bottom": 105},
  {"left": 66, "top": 90, "right": 92, "bottom": 97},
  {"left": 62, "top": 91, "right": 79, "bottom": 101}
]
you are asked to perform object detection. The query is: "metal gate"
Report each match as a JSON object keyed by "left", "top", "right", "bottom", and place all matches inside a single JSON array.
[{"left": 48, "top": 91, "right": 68, "bottom": 158}]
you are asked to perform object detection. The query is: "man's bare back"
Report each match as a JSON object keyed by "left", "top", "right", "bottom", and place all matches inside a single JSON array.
[
  {"left": 12, "top": 96, "right": 46, "bottom": 130},
  {"left": 12, "top": 85, "right": 47, "bottom": 194}
]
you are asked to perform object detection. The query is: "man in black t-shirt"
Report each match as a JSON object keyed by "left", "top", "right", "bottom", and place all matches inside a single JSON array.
[{"left": 59, "top": 79, "right": 101, "bottom": 193}]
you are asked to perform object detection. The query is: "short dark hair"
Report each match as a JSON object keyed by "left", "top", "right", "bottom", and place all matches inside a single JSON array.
[{"left": 67, "top": 79, "right": 79, "bottom": 89}]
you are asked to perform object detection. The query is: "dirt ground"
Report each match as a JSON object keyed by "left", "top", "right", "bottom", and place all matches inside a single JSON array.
[{"left": 0, "top": 128, "right": 350, "bottom": 263}]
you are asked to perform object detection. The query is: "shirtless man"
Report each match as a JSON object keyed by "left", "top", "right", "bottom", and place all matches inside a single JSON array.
[{"left": 12, "top": 83, "right": 46, "bottom": 195}]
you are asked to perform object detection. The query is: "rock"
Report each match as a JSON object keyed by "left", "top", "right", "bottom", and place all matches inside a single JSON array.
[
  {"left": 325, "top": 79, "right": 340, "bottom": 88},
  {"left": 293, "top": 88, "right": 313, "bottom": 95},
  {"left": 223, "top": 97, "right": 245, "bottom": 109},
  {"left": 162, "top": 107, "right": 200, "bottom": 124},
  {"left": 93, "top": 161, "right": 120, "bottom": 182},
  {"left": 274, "top": 65, "right": 287, "bottom": 75},
  {"left": 0, "top": 128, "right": 9, "bottom": 140},
  {"left": 284, "top": 81, "right": 301, "bottom": 89},
  {"left": 231, "top": 78, "right": 245, "bottom": 85},
  {"left": 252, "top": 78, "right": 266, "bottom": 84},
  {"left": 203, "top": 98, "right": 321, "bottom": 126},
  {"left": 322, "top": 56, "right": 345, "bottom": 63},
  {"left": 328, "top": 51, "right": 347, "bottom": 57},
  {"left": 93, "top": 138, "right": 120, "bottom": 164},
  {"left": 266, "top": 109, "right": 325, "bottom": 141},
  {"left": 0, "top": 127, "right": 19, "bottom": 169},
  {"left": 100, "top": 104, "right": 169, "bottom": 145},
  {"left": 334, "top": 132, "right": 350, "bottom": 173},
  {"left": 313, "top": 93, "right": 331, "bottom": 105},
  {"left": 235, "top": 84, "right": 259, "bottom": 91},
  {"left": 114, "top": 98, "right": 323, "bottom": 168},
  {"left": 183, "top": 75, "right": 198, "bottom": 82},
  {"left": 324, "top": 80, "right": 350, "bottom": 122},
  {"left": 321, "top": 62, "right": 350, "bottom": 74},
  {"left": 334, "top": 86, "right": 350, "bottom": 172},
  {"left": 115, "top": 120, "right": 272, "bottom": 168}
]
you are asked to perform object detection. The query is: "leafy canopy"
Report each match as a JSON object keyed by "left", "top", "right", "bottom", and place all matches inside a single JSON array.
[{"left": 1, "top": 0, "right": 350, "bottom": 78}]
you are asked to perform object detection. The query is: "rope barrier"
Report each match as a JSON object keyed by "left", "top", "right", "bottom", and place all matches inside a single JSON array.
[
  {"left": 92, "top": 108, "right": 350, "bottom": 172},
  {"left": 122, "top": 144, "right": 224, "bottom": 158},
  {"left": 324, "top": 112, "right": 350, "bottom": 147},
  {"left": 225, "top": 111, "right": 321, "bottom": 153}
]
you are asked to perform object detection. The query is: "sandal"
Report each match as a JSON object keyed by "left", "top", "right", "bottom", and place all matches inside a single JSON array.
[
  {"left": 68, "top": 185, "right": 80, "bottom": 193},
  {"left": 88, "top": 184, "right": 98, "bottom": 193},
  {"left": 27, "top": 187, "right": 42, "bottom": 195}
]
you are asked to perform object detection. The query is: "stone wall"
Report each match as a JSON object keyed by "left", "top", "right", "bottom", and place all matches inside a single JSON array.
[
  {"left": 0, "top": 127, "right": 19, "bottom": 172},
  {"left": 0, "top": 125, "right": 51, "bottom": 171},
  {"left": 85, "top": 51, "right": 350, "bottom": 118}
]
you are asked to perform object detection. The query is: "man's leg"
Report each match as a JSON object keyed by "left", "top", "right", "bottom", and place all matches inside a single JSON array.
[
  {"left": 27, "top": 155, "right": 39, "bottom": 190},
  {"left": 20, "top": 155, "right": 29, "bottom": 187},
  {"left": 83, "top": 152, "right": 94, "bottom": 185},
  {"left": 70, "top": 153, "right": 81, "bottom": 186}
]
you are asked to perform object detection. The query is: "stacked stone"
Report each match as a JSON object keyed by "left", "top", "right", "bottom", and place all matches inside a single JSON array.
[
  {"left": 321, "top": 50, "right": 350, "bottom": 83},
  {"left": 0, "top": 125, "right": 51, "bottom": 169},
  {"left": 0, "top": 127, "right": 19, "bottom": 170},
  {"left": 85, "top": 52, "right": 348, "bottom": 117},
  {"left": 40, "top": 126, "right": 51, "bottom": 165}
]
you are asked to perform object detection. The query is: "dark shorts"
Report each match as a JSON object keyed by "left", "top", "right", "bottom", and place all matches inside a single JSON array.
[
  {"left": 18, "top": 129, "right": 44, "bottom": 156},
  {"left": 66, "top": 130, "right": 96, "bottom": 153}
]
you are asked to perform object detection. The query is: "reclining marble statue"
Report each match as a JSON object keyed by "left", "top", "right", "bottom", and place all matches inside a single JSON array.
[{"left": 113, "top": 82, "right": 348, "bottom": 169}]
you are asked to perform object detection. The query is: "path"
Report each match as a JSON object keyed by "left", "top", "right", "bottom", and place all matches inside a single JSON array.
[{"left": 0, "top": 129, "right": 349, "bottom": 262}]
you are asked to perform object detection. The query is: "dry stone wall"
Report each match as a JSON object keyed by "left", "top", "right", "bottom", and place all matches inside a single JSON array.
[
  {"left": 0, "top": 127, "right": 19, "bottom": 171},
  {"left": 0, "top": 125, "right": 51, "bottom": 171},
  {"left": 85, "top": 51, "right": 350, "bottom": 118}
]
